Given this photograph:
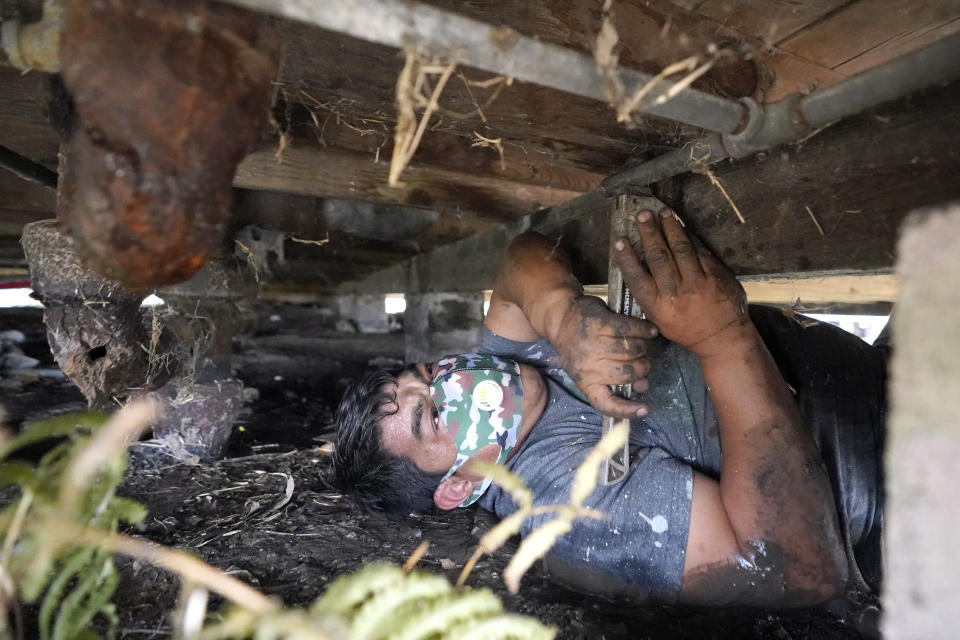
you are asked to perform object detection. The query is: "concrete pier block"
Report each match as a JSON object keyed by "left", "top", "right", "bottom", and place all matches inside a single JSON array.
[
  {"left": 21, "top": 220, "right": 165, "bottom": 408},
  {"left": 884, "top": 205, "right": 960, "bottom": 639}
]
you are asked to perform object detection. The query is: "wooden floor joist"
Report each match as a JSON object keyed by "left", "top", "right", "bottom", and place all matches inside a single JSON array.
[
  {"left": 681, "top": 82, "right": 960, "bottom": 278},
  {"left": 234, "top": 142, "right": 591, "bottom": 221},
  {"left": 338, "top": 80, "right": 960, "bottom": 295}
]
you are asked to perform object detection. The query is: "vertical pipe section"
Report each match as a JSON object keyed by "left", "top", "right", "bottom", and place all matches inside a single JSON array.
[{"left": 220, "top": 0, "right": 746, "bottom": 134}]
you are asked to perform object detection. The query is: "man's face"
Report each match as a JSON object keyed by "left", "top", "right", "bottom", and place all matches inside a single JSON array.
[{"left": 379, "top": 363, "right": 458, "bottom": 474}]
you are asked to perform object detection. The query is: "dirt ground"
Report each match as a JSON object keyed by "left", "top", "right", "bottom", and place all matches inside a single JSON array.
[{"left": 1, "top": 306, "right": 869, "bottom": 639}]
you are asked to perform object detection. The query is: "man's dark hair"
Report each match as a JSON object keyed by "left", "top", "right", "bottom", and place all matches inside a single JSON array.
[{"left": 333, "top": 369, "right": 446, "bottom": 515}]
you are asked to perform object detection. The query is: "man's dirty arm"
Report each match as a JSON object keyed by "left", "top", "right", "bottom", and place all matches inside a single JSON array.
[
  {"left": 487, "top": 231, "right": 657, "bottom": 418},
  {"left": 613, "top": 210, "right": 847, "bottom": 606}
]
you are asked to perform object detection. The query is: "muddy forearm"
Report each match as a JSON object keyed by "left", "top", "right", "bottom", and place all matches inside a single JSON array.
[
  {"left": 698, "top": 323, "right": 847, "bottom": 596},
  {"left": 492, "top": 232, "right": 583, "bottom": 342}
]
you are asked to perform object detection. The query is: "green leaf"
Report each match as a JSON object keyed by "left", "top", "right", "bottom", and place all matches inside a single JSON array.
[
  {"left": 0, "top": 461, "right": 37, "bottom": 491},
  {"left": 19, "top": 542, "right": 55, "bottom": 602},
  {"left": 312, "top": 564, "right": 405, "bottom": 616},
  {"left": 0, "top": 413, "right": 108, "bottom": 461},
  {"left": 392, "top": 589, "right": 502, "bottom": 640},
  {"left": 349, "top": 572, "right": 450, "bottom": 640},
  {"left": 40, "top": 547, "right": 97, "bottom": 639},
  {"left": 50, "top": 550, "right": 119, "bottom": 640},
  {"left": 95, "top": 497, "right": 148, "bottom": 528}
]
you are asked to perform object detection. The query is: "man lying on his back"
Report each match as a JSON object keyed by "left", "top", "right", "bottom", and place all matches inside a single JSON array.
[{"left": 332, "top": 207, "right": 885, "bottom": 605}]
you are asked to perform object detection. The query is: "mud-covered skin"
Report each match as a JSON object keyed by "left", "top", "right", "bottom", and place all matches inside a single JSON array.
[
  {"left": 614, "top": 213, "right": 749, "bottom": 359},
  {"left": 552, "top": 294, "right": 652, "bottom": 397},
  {"left": 679, "top": 541, "right": 826, "bottom": 608},
  {"left": 614, "top": 208, "right": 847, "bottom": 606},
  {"left": 59, "top": 0, "right": 279, "bottom": 288},
  {"left": 488, "top": 231, "right": 658, "bottom": 418}
]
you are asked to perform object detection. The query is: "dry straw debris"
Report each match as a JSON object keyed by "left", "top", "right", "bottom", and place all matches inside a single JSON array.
[
  {"left": 689, "top": 146, "right": 747, "bottom": 224},
  {"left": 390, "top": 52, "right": 459, "bottom": 187},
  {"left": 389, "top": 51, "right": 513, "bottom": 186},
  {"left": 594, "top": 0, "right": 716, "bottom": 127},
  {"left": 781, "top": 297, "right": 824, "bottom": 328},
  {"left": 471, "top": 131, "right": 506, "bottom": 170}
]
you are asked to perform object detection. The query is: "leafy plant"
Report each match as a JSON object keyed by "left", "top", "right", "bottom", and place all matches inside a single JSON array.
[
  {"left": 198, "top": 563, "right": 554, "bottom": 640},
  {"left": 0, "top": 408, "right": 149, "bottom": 640},
  {"left": 0, "top": 403, "right": 568, "bottom": 640},
  {"left": 0, "top": 403, "right": 627, "bottom": 639}
]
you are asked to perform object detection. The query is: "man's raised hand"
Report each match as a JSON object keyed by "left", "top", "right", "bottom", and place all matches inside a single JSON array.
[
  {"left": 612, "top": 208, "right": 750, "bottom": 360},
  {"left": 551, "top": 294, "right": 657, "bottom": 418}
]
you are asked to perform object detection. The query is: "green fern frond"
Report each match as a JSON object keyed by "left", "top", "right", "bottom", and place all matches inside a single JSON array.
[{"left": 0, "top": 413, "right": 108, "bottom": 461}]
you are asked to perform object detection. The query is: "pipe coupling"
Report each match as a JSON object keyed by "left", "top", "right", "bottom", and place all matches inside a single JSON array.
[{"left": 721, "top": 94, "right": 812, "bottom": 159}]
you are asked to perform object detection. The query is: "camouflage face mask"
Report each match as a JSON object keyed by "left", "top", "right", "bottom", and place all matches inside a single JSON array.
[{"left": 430, "top": 353, "right": 524, "bottom": 507}]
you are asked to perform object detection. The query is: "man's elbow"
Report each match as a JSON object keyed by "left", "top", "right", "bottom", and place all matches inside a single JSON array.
[{"left": 787, "top": 550, "right": 849, "bottom": 606}]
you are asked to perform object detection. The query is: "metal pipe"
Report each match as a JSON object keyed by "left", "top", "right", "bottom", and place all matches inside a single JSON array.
[
  {"left": 602, "top": 33, "right": 960, "bottom": 195},
  {"left": 601, "top": 135, "right": 727, "bottom": 195},
  {"left": 801, "top": 33, "right": 960, "bottom": 128},
  {"left": 0, "top": 144, "right": 58, "bottom": 190},
  {"left": 220, "top": 0, "right": 746, "bottom": 134}
]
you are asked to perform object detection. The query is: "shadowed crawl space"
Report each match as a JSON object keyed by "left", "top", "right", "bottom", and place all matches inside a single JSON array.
[{"left": 0, "top": 305, "right": 867, "bottom": 640}]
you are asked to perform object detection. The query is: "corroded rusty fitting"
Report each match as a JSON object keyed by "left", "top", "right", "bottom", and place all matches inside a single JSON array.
[
  {"left": 57, "top": 0, "right": 279, "bottom": 289},
  {"left": 721, "top": 94, "right": 811, "bottom": 159}
]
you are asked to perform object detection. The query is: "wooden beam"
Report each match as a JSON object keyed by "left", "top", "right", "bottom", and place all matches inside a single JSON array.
[
  {"left": 694, "top": 0, "right": 848, "bottom": 46},
  {"left": 680, "top": 81, "right": 960, "bottom": 278},
  {"left": 0, "top": 208, "right": 53, "bottom": 237},
  {"left": 0, "top": 68, "right": 599, "bottom": 224},
  {"left": 604, "top": 0, "right": 847, "bottom": 100},
  {"left": 233, "top": 189, "right": 500, "bottom": 249},
  {"left": 338, "top": 80, "right": 960, "bottom": 294},
  {"left": 0, "top": 0, "right": 847, "bottom": 229},
  {"left": 0, "top": 66, "right": 58, "bottom": 169},
  {"left": 274, "top": 14, "right": 667, "bottom": 171},
  {"left": 273, "top": 0, "right": 844, "bottom": 168},
  {"left": 835, "top": 17, "right": 960, "bottom": 76},
  {"left": 741, "top": 275, "right": 899, "bottom": 306},
  {"left": 333, "top": 190, "right": 613, "bottom": 295},
  {"left": 421, "top": 0, "right": 846, "bottom": 103},
  {"left": 0, "top": 170, "right": 57, "bottom": 216},
  {"left": 234, "top": 142, "right": 588, "bottom": 220},
  {"left": 779, "top": 0, "right": 960, "bottom": 70},
  {"left": 0, "top": 234, "right": 28, "bottom": 269}
]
